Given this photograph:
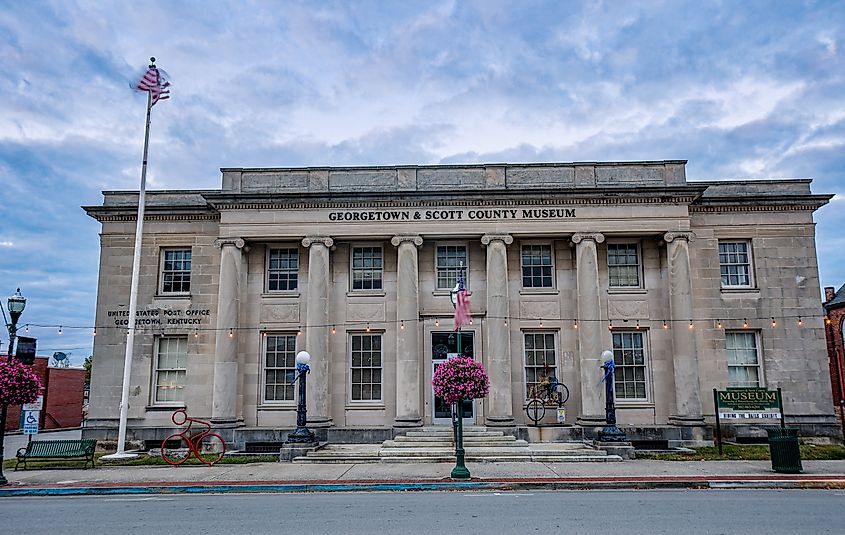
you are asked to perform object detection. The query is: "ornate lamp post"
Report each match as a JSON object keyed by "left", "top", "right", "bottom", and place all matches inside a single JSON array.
[
  {"left": 448, "top": 266, "right": 470, "bottom": 479},
  {"left": 1, "top": 288, "right": 28, "bottom": 486},
  {"left": 598, "top": 350, "right": 627, "bottom": 442},
  {"left": 286, "top": 351, "right": 315, "bottom": 444}
]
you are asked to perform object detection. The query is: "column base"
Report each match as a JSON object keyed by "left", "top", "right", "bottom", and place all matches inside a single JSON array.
[
  {"left": 576, "top": 414, "right": 606, "bottom": 426},
  {"left": 394, "top": 416, "right": 423, "bottom": 428},
  {"left": 485, "top": 416, "right": 515, "bottom": 427},
  {"left": 209, "top": 418, "right": 240, "bottom": 428},
  {"left": 307, "top": 417, "right": 333, "bottom": 428},
  {"left": 669, "top": 414, "right": 706, "bottom": 426}
]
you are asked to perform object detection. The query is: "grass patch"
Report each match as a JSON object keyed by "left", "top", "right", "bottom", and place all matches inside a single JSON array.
[
  {"left": 3, "top": 452, "right": 279, "bottom": 470},
  {"left": 637, "top": 444, "right": 845, "bottom": 461}
]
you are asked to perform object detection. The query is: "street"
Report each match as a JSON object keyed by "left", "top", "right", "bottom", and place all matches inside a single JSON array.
[{"left": 1, "top": 489, "right": 843, "bottom": 534}]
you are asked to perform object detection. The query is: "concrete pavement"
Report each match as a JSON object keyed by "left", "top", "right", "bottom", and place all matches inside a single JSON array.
[{"left": 3, "top": 458, "right": 845, "bottom": 496}]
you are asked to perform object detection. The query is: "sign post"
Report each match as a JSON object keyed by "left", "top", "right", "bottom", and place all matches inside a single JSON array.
[{"left": 713, "top": 387, "right": 785, "bottom": 455}]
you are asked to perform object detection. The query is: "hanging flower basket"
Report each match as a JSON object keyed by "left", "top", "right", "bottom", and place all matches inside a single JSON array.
[
  {"left": 432, "top": 356, "right": 490, "bottom": 404},
  {"left": 0, "top": 356, "right": 42, "bottom": 406}
]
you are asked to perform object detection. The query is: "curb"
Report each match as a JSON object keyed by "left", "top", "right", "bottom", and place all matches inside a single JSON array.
[{"left": 3, "top": 477, "right": 845, "bottom": 496}]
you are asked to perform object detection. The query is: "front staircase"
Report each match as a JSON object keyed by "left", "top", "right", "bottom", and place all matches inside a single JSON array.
[{"left": 293, "top": 426, "right": 621, "bottom": 463}]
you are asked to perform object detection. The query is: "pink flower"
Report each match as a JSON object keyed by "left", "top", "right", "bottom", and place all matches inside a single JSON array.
[
  {"left": 432, "top": 356, "right": 490, "bottom": 404},
  {"left": 0, "top": 356, "right": 42, "bottom": 405}
]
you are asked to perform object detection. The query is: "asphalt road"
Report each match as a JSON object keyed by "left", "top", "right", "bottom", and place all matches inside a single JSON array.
[{"left": 2, "top": 489, "right": 844, "bottom": 534}]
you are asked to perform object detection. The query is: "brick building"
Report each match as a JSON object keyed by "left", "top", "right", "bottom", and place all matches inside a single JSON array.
[
  {"left": 3, "top": 356, "right": 86, "bottom": 432},
  {"left": 823, "top": 285, "right": 845, "bottom": 438}
]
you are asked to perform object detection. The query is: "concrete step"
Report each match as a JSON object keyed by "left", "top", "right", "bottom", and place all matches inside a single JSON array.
[{"left": 394, "top": 434, "right": 517, "bottom": 442}]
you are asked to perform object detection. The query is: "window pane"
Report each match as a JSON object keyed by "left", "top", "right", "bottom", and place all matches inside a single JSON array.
[
  {"left": 350, "top": 334, "right": 383, "bottom": 401},
  {"left": 718, "top": 241, "right": 751, "bottom": 287},
  {"left": 264, "top": 334, "right": 297, "bottom": 401},
  {"left": 524, "top": 332, "right": 557, "bottom": 398},
  {"left": 521, "top": 245, "right": 553, "bottom": 288},
  {"left": 607, "top": 244, "right": 640, "bottom": 287},
  {"left": 352, "top": 247, "right": 383, "bottom": 291},
  {"left": 161, "top": 250, "right": 192, "bottom": 293},
  {"left": 611, "top": 331, "right": 647, "bottom": 399},
  {"left": 268, "top": 248, "right": 299, "bottom": 291},
  {"left": 436, "top": 245, "right": 468, "bottom": 290},
  {"left": 155, "top": 337, "right": 188, "bottom": 403}
]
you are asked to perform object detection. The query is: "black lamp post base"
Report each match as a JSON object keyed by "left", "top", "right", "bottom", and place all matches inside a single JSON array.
[
  {"left": 597, "top": 425, "right": 627, "bottom": 442},
  {"left": 286, "top": 426, "right": 316, "bottom": 444}
]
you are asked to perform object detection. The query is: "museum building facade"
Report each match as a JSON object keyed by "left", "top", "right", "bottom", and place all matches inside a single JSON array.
[{"left": 83, "top": 161, "right": 839, "bottom": 448}]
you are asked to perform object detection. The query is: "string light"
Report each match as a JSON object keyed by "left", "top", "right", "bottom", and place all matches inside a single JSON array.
[
  {"left": 93, "top": 327, "right": 97, "bottom": 336},
  {"left": 366, "top": 322, "right": 371, "bottom": 333},
  {"left": 798, "top": 317, "right": 804, "bottom": 327},
  {"left": 469, "top": 318, "right": 473, "bottom": 325},
  {"left": 504, "top": 318, "right": 508, "bottom": 327},
  {"left": 573, "top": 319, "right": 578, "bottom": 330},
  {"left": 825, "top": 316, "right": 831, "bottom": 325},
  {"left": 331, "top": 325, "right": 336, "bottom": 335},
  {"left": 435, "top": 318, "right": 440, "bottom": 327},
  {"left": 297, "top": 326, "right": 302, "bottom": 336},
  {"left": 261, "top": 331, "right": 266, "bottom": 337},
  {"left": 58, "top": 325, "right": 62, "bottom": 335},
  {"left": 743, "top": 318, "right": 749, "bottom": 329},
  {"left": 771, "top": 317, "right": 777, "bottom": 327},
  {"left": 688, "top": 319, "right": 694, "bottom": 329},
  {"left": 608, "top": 320, "right": 613, "bottom": 331},
  {"left": 25, "top": 325, "right": 29, "bottom": 333},
  {"left": 716, "top": 319, "right": 723, "bottom": 329},
  {"left": 195, "top": 329, "right": 199, "bottom": 338},
  {"left": 228, "top": 328, "right": 233, "bottom": 338},
  {"left": 635, "top": 320, "right": 640, "bottom": 330},
  {"left": 663, "top": 320, "right": 668, "bottom": 329},
  {"left": 400, "top": 320, "right": 405, "bottom": 330}
]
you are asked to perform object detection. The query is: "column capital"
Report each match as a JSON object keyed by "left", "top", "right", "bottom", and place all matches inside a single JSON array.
[
  {"left": 480, "top": 234, "right": 513, "bottom": 246},
  {"left": 302, "top": 236, "right": 334, "bottom": 248},
  {"left": 214, "top": 237, "right": 245, "bottom": 249},
  {"left": 391, "top": 235, "right": 423, "bottom": 248},
  {"left": 571, "top": 232, "right": 605, "bottom": 244},
  {"left": 663, "top": 231, "right": 694, "bottom": 243}
]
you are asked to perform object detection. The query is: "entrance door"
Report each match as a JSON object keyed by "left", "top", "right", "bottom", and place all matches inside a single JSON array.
[{"left": 432, "top": 331, "right": 475, "bottom": 425}]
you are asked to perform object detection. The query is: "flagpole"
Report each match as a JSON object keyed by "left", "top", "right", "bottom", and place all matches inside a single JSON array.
[{"left": 102, "top": 66, "right": 155, "bottom": 460}]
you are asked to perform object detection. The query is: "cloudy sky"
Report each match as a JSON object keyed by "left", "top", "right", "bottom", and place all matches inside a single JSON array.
[{"left": 1, "top": 0, "right": 843, "bottom": 365}]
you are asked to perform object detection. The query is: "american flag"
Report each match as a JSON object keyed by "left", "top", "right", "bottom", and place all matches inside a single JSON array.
[
  {"left": 453, "top": 270, "right": 471, "bottom": 331},
  {"left": 135, "top": 63, "right": 170, "bottom": 106}
]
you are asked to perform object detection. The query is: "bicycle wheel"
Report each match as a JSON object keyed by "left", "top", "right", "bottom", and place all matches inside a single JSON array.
[
  {"left": 552, "top": 383, "right": 570, "bottom": 405},
  {"left": 196, "top": 433, "right": 226, "bottom": 465},
  {"left": 160, "top": 434, "right": 191, "bottom": 465},
  {"left": 526, "top": 399, "right": 545, "bottom": 424}
]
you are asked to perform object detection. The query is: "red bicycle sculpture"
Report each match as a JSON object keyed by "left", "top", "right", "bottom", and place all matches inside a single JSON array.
[{"left": 160, "top": 410, "right": 227, "bottom": 466}]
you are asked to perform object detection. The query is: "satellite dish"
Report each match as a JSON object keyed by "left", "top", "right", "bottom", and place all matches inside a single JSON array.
[
  {"left": 52, "top": 351, "right": 70, "bottom": 367},
  {"left": 53, "top": 352, "right": 67, "bottom": 361}
]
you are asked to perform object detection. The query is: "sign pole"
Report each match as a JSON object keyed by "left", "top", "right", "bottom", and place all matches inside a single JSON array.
[
  {"left": 777, "top": 387, "right": 785, "bottom": 429},
  {"left": 713, "top": 388, "right": 723, "bottom": 456}
]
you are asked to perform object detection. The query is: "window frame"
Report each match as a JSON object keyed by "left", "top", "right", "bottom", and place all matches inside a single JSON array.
[
  {"left": 606, "top": 241, "right": 642, "bottom": 289},
  {"left": 718, "top": 240, "right": 755, "bottom": 289},
  {"left": 152, "top": 335, "right": 188, "bottom": 405},
  {"left": 520, "top": 242, "right": 555, "bottom": 289},
  {"left": 522, "top": 330, "right": 559, "bottom": 401},
  {"left": 611, "top": 329, "right": 651, "bottom": 402},
  {"left": 348, "top": 331, "right": 384, "bottom": 404},
  {"left": 434, "top": 242, "right": 470, "bottom": 291},
  {"left": 261, "top": 332, "right": 299, "bottom": 405},
  {"left": 158, "top": 248, "right": 193, "bottom": 295},
  {"left": 349, "top": 244, "right": 384, "bottom": 292},
  {"left": 725, "top": 330, "right": 764, "bottom": 388},
  {"left": 265, "top": 245, "right": 300, "bottom": 293}
]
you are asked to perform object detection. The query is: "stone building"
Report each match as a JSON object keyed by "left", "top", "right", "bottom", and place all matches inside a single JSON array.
[
  {"left": 82, "top": 160, "right": 839, "bottom": 448},
  {"left": 823, "top": 285, "right": 845, "bottom": 438}
]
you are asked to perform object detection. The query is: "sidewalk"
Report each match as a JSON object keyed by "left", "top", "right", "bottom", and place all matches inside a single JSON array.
[{"left": 4, "top": 459, "right": 845, "bottom": 496}]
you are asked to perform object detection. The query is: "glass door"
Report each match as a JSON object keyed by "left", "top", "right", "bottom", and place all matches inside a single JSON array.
[{"left": 431, "top": 331, "right": 475, "bottom": 425}]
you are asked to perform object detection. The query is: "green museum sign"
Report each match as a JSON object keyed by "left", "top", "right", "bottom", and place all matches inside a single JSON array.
[{"left": 716, "top": 388, "right": 780, "bottom": 412}]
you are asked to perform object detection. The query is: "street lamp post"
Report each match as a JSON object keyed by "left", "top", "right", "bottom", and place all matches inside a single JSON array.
[
  {"left": 286, "top": 351, "right": 315, "bottom": 444},
  {"left": 1, "top": 288, "right": 27, "bottom": 486},
  {"left": 598, "top": 350, "right": 627, "bottom": 442},
  {"left": 449, "top": 266, "right": 470, "bottom": 479}
]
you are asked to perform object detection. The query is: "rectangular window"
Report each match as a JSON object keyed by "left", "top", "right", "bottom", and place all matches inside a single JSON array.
[
  {"left": 718, "top": 241, "right": 752, "bottom": 288},
  {"left": 612, "top": 331, "right": 648, "bottom": 400},
  {"left": 351, "top": 246, "right": 383, "bottom": 291},
  {"left": 726, "top": 331, "right": 762, "bottom": 387},
  {"left": 267, "top": 248, "right": 299, "bottom": 291},
  {"left": 523, "top": 332, "right": 557, "bottom": 398},
  {"left": 607, "top": 243, "right": 640, "bottom": 287},
  {"left": 154, "top": 337, "right": 187, "bottom": 403},
  {"left": 521, "top": 244, "right": 554, "bottom": 288},
  {"left": 350, "top": 333, "right": 382, "bottom": 401},
  {"left": 436, "top": 244, "right": 468, "bottom": 290},
  {"left": 264, "top": 334, "right": 297, "bottom": 402},
  {"left": 160, "top": 249, "right": 192, "bottom": 294}
]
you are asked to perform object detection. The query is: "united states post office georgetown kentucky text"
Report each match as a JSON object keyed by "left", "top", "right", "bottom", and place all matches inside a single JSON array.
[{"left": 83, "top": 160, "right": 840, "bottom": 448}]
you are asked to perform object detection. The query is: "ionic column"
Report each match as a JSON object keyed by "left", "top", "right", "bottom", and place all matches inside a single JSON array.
[
  {"left": 211, "top": 237, "right": 245, "bottom": 424},
  {"left": 391, "top": 235, "right": 424, "bottom": 428},
  {"left": 302, "top": 236, "right": 333, "bottom": 427},
  {"left": 572, "top": 232, "right": 605, "bottom": 425},
  {"left": 664, "top": 232, "right": 704, "bottom": 425},
  {"left": 481, "top": 234, "right": 515, "bottom": 426}
]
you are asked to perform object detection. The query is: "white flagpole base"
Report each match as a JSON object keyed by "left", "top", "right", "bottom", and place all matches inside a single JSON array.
[{"left": 100, "top": 452, "right": 140, "bottom": 461}]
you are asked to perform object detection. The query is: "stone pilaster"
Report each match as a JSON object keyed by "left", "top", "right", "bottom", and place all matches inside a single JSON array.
[
  {"left": 302, "top": 236, "right": 333, "bottom": 427},
  {"left": 572, "top": 232, "right": 606, "bottom": 425},
  {"left": 391, "top": 235, "right": 424, "bottom": 428},
  {"left": 211, "top": 237, "right": 245, "bottom": 425},
  {"left": 481, "top": 234, "right": 515, "bottom": 426},
  {"left": 664, "top": 232, "right": 704, "bottom": 425}
]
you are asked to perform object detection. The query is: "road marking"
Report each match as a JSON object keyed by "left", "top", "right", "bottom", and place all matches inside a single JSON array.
[
  {"left": 102, "top": 497, "right": 176, "bottom": 502},
  {"left": 463, "top": 492, "right": 534, "bottom": 497}
]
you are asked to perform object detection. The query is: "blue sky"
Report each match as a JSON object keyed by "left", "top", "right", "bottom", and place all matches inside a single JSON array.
[{"left": 1, "top": 0, "right": 843, "bottom": 365}]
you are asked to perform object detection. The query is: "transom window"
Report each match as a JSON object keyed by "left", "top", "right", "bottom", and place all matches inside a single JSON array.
[
  {"left": 612, "top": 331, "right": 648, "bottom": 400},
  {"left": 436, "top": 245, "right": 468, "bottom": 290},
  {"left": 154, "top": 337, "right": 187, "bottom": 403},
  {"left": 351, "top": 246, "right": 383, "bottom": 291},
  {"left": 726, "top": 331, "right": 762, "bottom": 387},
  {"left": 607, "top": 243, "right": 640, "bottom": 287},
  {"left": 718, "top": 241, "right": 752, "bottom": 288},
  {"left": 523, "top": 332, "right": 557, "bottom": 398},
  {"left": 264, "top": 334, "right": 297, "bottom": 402},
  {"left": 521, "top": 244, "right": 554, "bottom": 288},
  {"left": 160, "top": 249, "right": 192, "bottom": 294},
  {"left": 350, "top": 333, "right": 382, "bottom": 401},
  {"left": 267, "top": 248, "right": 299, "bottom": 291}
]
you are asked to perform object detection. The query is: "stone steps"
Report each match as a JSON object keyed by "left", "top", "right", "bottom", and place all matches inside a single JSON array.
[{"left": 293, "top": 426, "right": 622, "bottom": 464}]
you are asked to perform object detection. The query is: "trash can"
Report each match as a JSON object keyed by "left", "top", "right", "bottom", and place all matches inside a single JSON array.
[{"left": 766, "top": 427, "right": 802, "bottom": 473}]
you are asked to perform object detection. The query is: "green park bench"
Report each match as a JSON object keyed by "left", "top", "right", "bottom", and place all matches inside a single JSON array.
[{"left": 15, "top": 439, "right": 98, "bottom": 470}]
